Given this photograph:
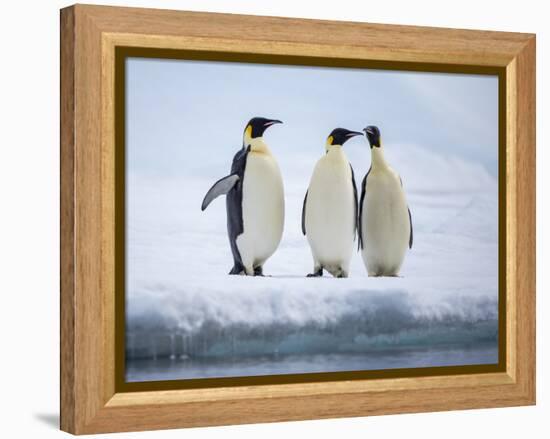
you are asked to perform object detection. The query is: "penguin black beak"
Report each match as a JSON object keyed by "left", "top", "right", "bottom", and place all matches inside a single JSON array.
[
  {"left": 345, "top": 130, "right": 364, "bottom": 138},
  {"left": 363, "top": 126, "right": 381, "bottom": 148},
  {"left": 363, "top": 127, "right": 375, "bottom": 136},
  {"left": 263, "top": 119, "right": 283, "bottom": 127}
]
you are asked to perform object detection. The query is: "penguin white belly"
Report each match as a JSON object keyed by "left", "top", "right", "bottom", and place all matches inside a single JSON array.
[
  {"left": 305, "top": 154, "right": 355, "bottom": 276},
  {"left": 237, "top": 152, "right": 285, "bottom": 273},
  {"left": 361, "top": 169, "right": 409, "bottom": 276}
]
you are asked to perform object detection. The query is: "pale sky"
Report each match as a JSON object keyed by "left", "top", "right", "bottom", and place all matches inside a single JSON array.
[{"left": 126, "top": 57, "right": 499, "bottom": 179}]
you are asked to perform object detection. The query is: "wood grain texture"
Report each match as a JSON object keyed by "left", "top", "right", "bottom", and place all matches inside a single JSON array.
[
  {"left": 513, "top": 37, "right": 536, "bottom": 400},
  {"left": 505, "top": 58, "right": 518, "bottom": 382},
  {"left": 75, "top": 8, "right": 104, "bottom": 429},
  {"left": 82, "top": 4, "right": 530, "bottom": 66},
  {"left": 60, "top": 6, "right": 75, "bottom": 433},
  {"left": 60, "top": 4, "right": 536, "bottom": 434}
]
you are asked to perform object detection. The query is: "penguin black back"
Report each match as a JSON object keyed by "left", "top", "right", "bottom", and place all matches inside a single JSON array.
[{"left": 226, "top": 145, "right": 250, "bottom": 274}]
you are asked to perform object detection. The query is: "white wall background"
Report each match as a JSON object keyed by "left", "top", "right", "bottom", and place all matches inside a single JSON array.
[{"left": 0, "top": 0, "right": 546, "bottom": 437}]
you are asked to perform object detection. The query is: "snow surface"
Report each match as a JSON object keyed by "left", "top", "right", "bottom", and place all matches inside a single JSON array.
[{"left": 126, "top": 142, "right": 499, "bottom": 370}]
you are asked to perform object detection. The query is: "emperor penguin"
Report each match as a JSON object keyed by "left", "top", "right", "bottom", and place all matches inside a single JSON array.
[
  {"left": 358, "top": 125, "right": 413, "bottom": 277},
  {"left": 201, "top": 117, "right": 284, "bottom": 276},
  {"left": 301, "top": 128, "right": 363, "bottom": 278}
]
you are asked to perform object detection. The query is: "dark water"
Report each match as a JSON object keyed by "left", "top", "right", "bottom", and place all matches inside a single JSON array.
[{"left": 126, "top": 344, "right": 498, "bottom": 382}]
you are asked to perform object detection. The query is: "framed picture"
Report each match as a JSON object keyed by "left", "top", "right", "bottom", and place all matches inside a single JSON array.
[{"left": 60, "top": 4, "right": 536, "bottom": 434}]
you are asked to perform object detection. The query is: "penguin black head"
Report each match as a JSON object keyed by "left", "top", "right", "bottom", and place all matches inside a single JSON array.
[
  {"left": 326, "top": 128, "right": 364, "bottom": 147},
  {"left": 363, "top": 125, "right": 381, "bottom": 148},
  {"left": 244, "top": 117, "right": 283, "bottom": 139}
]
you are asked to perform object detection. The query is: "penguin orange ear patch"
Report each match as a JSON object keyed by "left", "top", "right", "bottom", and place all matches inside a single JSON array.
[
  {"left": 245, "top": 125, "right": 252, "bottom": 138},
  {"left": 327, "top": 135, "right": 333, "bottom": 146}
]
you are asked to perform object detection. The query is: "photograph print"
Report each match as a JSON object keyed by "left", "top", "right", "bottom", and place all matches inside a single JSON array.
[{"left": 123, "top": 55, "right": 500, "bottom": 383}]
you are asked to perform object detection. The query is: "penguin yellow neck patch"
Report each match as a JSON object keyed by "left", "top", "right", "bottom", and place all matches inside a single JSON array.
[{"left": 243, "top": 125, "right": 255, "bottom": 147}]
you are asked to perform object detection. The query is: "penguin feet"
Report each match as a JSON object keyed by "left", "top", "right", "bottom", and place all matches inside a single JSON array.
[
  {"left": 335, "top": 270, "right": 349, "bottom": 278},
  {"left": 307, "top": 267, "right": 323, "bottom": 277},
  {"left": 229, "top": 265, "right": 244, "bottom": 275},
  {"left": 368, "top": 269, "right": 400, "bottom": 277},
  {"left": 367, "top": 267, "right": 383, "bottom": 277},
  {"left": 253, "top": 266, "right": 264, "bottom": 276}
]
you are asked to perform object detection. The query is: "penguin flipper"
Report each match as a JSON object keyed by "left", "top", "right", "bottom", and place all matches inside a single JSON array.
[
  {"left": 408, "top": 207, "right": 413, "bottom": 249},
  {"left": 201, "top": 174, "right": 240, "bottom": 211},
  {"left": 350, "top": 164, "right": 358, "bottom": 241},
  {"left": 400, "top": 174, "right": 413, "bottom": 249},
  {"left": 301, "top": 191, "right": 308, "bottom": 235},
  {"left": 358, "top": 168, "right": 371, "bottom": 251}
]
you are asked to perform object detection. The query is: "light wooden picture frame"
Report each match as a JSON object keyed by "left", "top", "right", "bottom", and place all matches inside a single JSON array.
[{"left": 60, "top": 4, "right": 535, "bottom": 435}]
